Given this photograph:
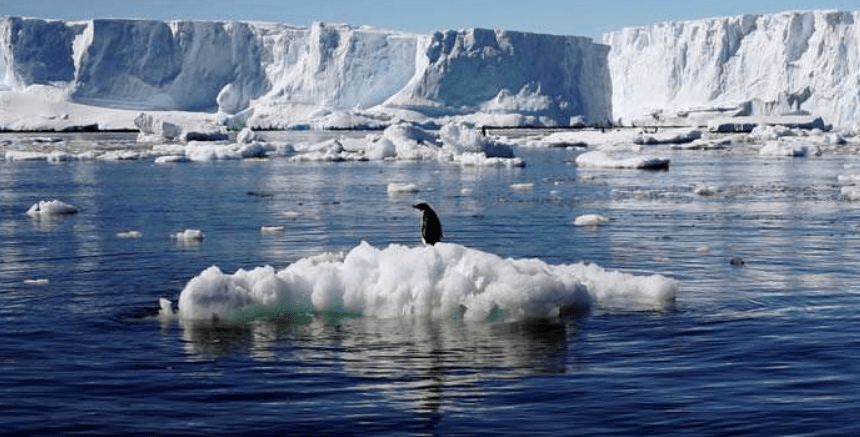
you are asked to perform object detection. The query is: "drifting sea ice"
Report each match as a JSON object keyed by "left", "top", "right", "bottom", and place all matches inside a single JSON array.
[
  {"left": 26, "top": 200, "right": 78, "bottom": 217},
  {"left": 172, "top": 229, "right": 205, "bottom": 242},
  {"left": 166, "top": 241, "right": 679, "bottom": 322},
  {"left": 575, "top": 150, "right": 670, "bottom": 170},
  {"left": 574, "top": 214, "right": 611, "bottom": 226}
]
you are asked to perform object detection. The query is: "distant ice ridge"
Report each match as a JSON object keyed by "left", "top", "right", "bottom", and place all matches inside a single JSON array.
[
  {"left": 605, "top": 10, "right": 860, "bottom": 129},
  {"left": 0, "top": 17, "right": 611, "bottom": 130},
  {"left": 168, "top": 241, "right": 679, "bottom": 322}
]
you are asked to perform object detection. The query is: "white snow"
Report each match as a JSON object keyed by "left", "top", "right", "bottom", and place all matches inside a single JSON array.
[
  {"left": 26, "top": 200, "right": 78, "bottom": 216},
  {"left": 170, "top": 241, "right": 679, "bottom": 322}
]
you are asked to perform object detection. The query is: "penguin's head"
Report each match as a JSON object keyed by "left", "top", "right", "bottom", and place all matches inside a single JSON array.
[{"left": 412, "top": 203, "right": 432, "bottom": 211}]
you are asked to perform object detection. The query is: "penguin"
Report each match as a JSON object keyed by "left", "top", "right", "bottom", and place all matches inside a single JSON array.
[{"left": 412, "top": 202, "right": 443, "bottom": 246}]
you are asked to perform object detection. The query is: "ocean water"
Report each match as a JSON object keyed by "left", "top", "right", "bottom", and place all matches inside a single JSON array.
[{"left": 2, "top": 132, "right": 860, "bottom": 436}]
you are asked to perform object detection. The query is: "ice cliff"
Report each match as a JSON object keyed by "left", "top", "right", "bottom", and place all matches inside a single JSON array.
[
  {"left": 0, "top": 17, "right": 611, "bottom": 128},
  {"left": 4, "top": 10, "right": 860, "bottom": 131},
  {"left": 605, "top": 10, "right": 860, "bottom": 128}
]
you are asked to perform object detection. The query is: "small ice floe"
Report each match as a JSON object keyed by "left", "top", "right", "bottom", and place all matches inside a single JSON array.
[
  {"left": 841, "top": 186, "right": 860, "bottom": 201},
  {"left": 759, "top": 141, "right": 808, "bottom": 157},
  {"left": 158, "top": 297, "right": 175, "bottom": 318},
  {"left": 511, "top": 183, "right": 535, "bottom": 191},
  {"left": 574, "top": 214, "right": 611, "bottom": 227},
  {"left": 117, "top": 230, "right": 143, "bottom": 239},
  {"left": 575, "top": 151, "right": 670, "bottom": 170},
  {"left": 697, "top": 245, "right": 711, "bottom": 254},
  {"left": 154, "top": 155, "right": 191, "bottom": 164},
  {"left": 23, "top": 278, "right": 50, "bottom": 286},
  {"left": 173, "top": 229, "right": 205, "bottom": 242},
  {"left": 460, "top": 188, "right": 475, "bottom": 196},
  {"left": 26, "top": 200, "right": 78, "bottom": 217},
  {"left": 387, "top": 183, "right": 420, "bottom": 193},
  {"left": 260, "top": 226, "right": 285, "bottom": 235},
  {"left": 283, "top": 211, "right": 302, "bottom": 219},
  {"left": 693, "top": 184, "right": 719, "bottom": 196}
]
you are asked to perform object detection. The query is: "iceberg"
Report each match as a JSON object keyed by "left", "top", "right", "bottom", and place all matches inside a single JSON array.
[
  {"left": 0, "top": 17, "right": 611, "bottom": 131},
  {"left": 605, "top": 10, "right": 860, "bottom": 129},
  {"left": 168, "top": 241, "right": 679, "bottom": 322}
]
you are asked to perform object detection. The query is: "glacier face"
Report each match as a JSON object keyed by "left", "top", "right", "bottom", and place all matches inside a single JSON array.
[
  {"left": 0, "top": 17, "right": 612, "bottom": 127},
  {"left": 605, "top": 10, "right": 860, "bottom": 128}
]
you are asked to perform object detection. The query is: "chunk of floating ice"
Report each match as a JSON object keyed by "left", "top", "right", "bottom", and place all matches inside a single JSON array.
[
  {"left": 154, "top": 155, "right": 191, "bottom": 164},
  {"left": 283, "top": 211, "right": 301, "bottom": 219},
  {"left": 24, "top": 278, "right": 50, "bottom": 286},
  {"left": 759, "top": 141, "right": 808, "bottom": 157},
  {"left": 693, "top": 184, "right": 719, "bottom": 196},
  {"left": 511, "top": 183, "right": 535, "bottom": 191},
  {"left": 173, "top": 241, "right": 679, "bottom": 322},
  {"left": 117, "top": 230, "right": 143, "bottom": 239},
  {"left": 173, "top": 229, "right": 205, "bottom": 242},
  {"left": 26, "top": 200, "right": 78, "bottom": 217},
  {"left": 260, "top": 226, "right": 285, "bottom": 234},
  {"left": 159, "top": 297, "right": 174, "bottom": 317},
  {"left": 841, "top": 186, "right": 860, "bottom": 201},
  {"left": 575, "top": 151, "right": 670, "bottom": 170},
  {"left": 387, "top": 183, "right": 420, "bottom": 193},
  {"left": 460, "top": 188, "right": 475, "bottom": 195},
  {"left": 574, "top": 214, "right": 610, "bottom": 226}
]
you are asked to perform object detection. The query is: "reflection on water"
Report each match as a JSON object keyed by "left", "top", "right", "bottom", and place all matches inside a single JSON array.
[{"left": 176, "top": 314, "right": 577, "bottom": 418}]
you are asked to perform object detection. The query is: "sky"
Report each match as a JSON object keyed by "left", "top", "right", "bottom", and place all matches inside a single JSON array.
[{"left": 1, "top": 1, "right": 858, "bottom": 41}]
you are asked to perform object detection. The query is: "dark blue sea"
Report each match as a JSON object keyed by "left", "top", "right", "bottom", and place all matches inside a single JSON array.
[{"left": 2, "top": 132, "right": 860, "bottom": 436}]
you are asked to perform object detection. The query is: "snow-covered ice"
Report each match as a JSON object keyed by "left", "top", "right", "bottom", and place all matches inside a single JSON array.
[
  {"left": 574, "top": 214, "right": 611, "bottom": 226},
  {"left": 173, "top": 229, "right": 205, "bottom": 242},
  {"left": 26, "top": 200, "right": 78, "bottom": 217},
  {"left": 165, "top": 241, "right": 679, "bottom": 322},
  {"left": 575, "top": 151, "right": 670, "bottom": 170}
]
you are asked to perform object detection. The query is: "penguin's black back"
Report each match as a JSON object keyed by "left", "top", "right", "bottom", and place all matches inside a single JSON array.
[{"left": 413, "top": 203, "right": 443, "bottom": 245}]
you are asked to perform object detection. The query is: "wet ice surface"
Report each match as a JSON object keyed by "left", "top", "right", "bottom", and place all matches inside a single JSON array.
[{"left": 2, "top": 131, "right": 860, "bottom": 435}]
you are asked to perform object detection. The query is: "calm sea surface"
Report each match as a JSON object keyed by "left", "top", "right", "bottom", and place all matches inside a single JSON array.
[{"left": 2, "top": 132, "right": 860, "bottom": 436}]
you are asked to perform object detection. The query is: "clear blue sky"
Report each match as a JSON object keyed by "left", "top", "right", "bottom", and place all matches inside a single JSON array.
[{"left": 2, "top": 1, "right": 857, "bottom": 40}]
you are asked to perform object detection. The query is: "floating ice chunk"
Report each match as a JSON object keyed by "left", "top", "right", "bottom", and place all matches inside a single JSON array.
[
  {"left": 694, "top": 184, "right": 719, "bottom": 196},
  {"left": 387, "top": 183, "right": 420, "bottom": 193},
  {"left": 759, "top": 141, "right": 808, "bottom": 157},
  {"left": 159, "top": 297, "right": 175, "bottom": 318},
  {"left": 154, "top": 155, "right": 191, "bottom": 164},
  {"left": 283, "top": 211, "right": 302, "bottom": 219},
  {"left": 117, "top": 230, "right": 143, "bottom": 239},
  {"left": 460, "top": 188, "right": 475, "bottom": 195},
  {"left": 173, "top": 229, "right": 205, "bottom": 242},
  {"left": 135, "top": 113, "right": 183, "bottom": 142},
  {"left": 635, "top": 128, "right": 702, "bottom": 145},
  {"left": 174, "top": 241, "right": 679, "bottom": 322},
  {"left": 24, "top": 278, "right": 50, "bottom": 286},
  {"left": 841, "top": 186, "right": 860, "bottom": 201},
  {"left": 26, "top": 200, "right": 78, "bottom": 217},
  {"left": 511, "top": 183, "right": 535, "bottom": 191},
  {"left": 260, "top": 226, "right": 284, "bottom": 234},
  {"left": 575, "top": 151, "right": 670, "bottom": 170},
  {"left": 440, "top": 122, "right": 516, "bottom": 158},
  {"left": 574, "top": 214, "right": 610, "bottom": 226}
]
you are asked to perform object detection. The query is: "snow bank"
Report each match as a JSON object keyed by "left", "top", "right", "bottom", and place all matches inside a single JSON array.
[
  {"left": 605, "top": 10, "right": 860, "bottom": 128},
  {"left": 0, "top": 17, "right": 612, "bottom": 130},
  {"left": 575, "top": 150, "right": 670, "bottom": 170},
  {"left": 169, "top": 241, "right": 678, "bottom": 322}
]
